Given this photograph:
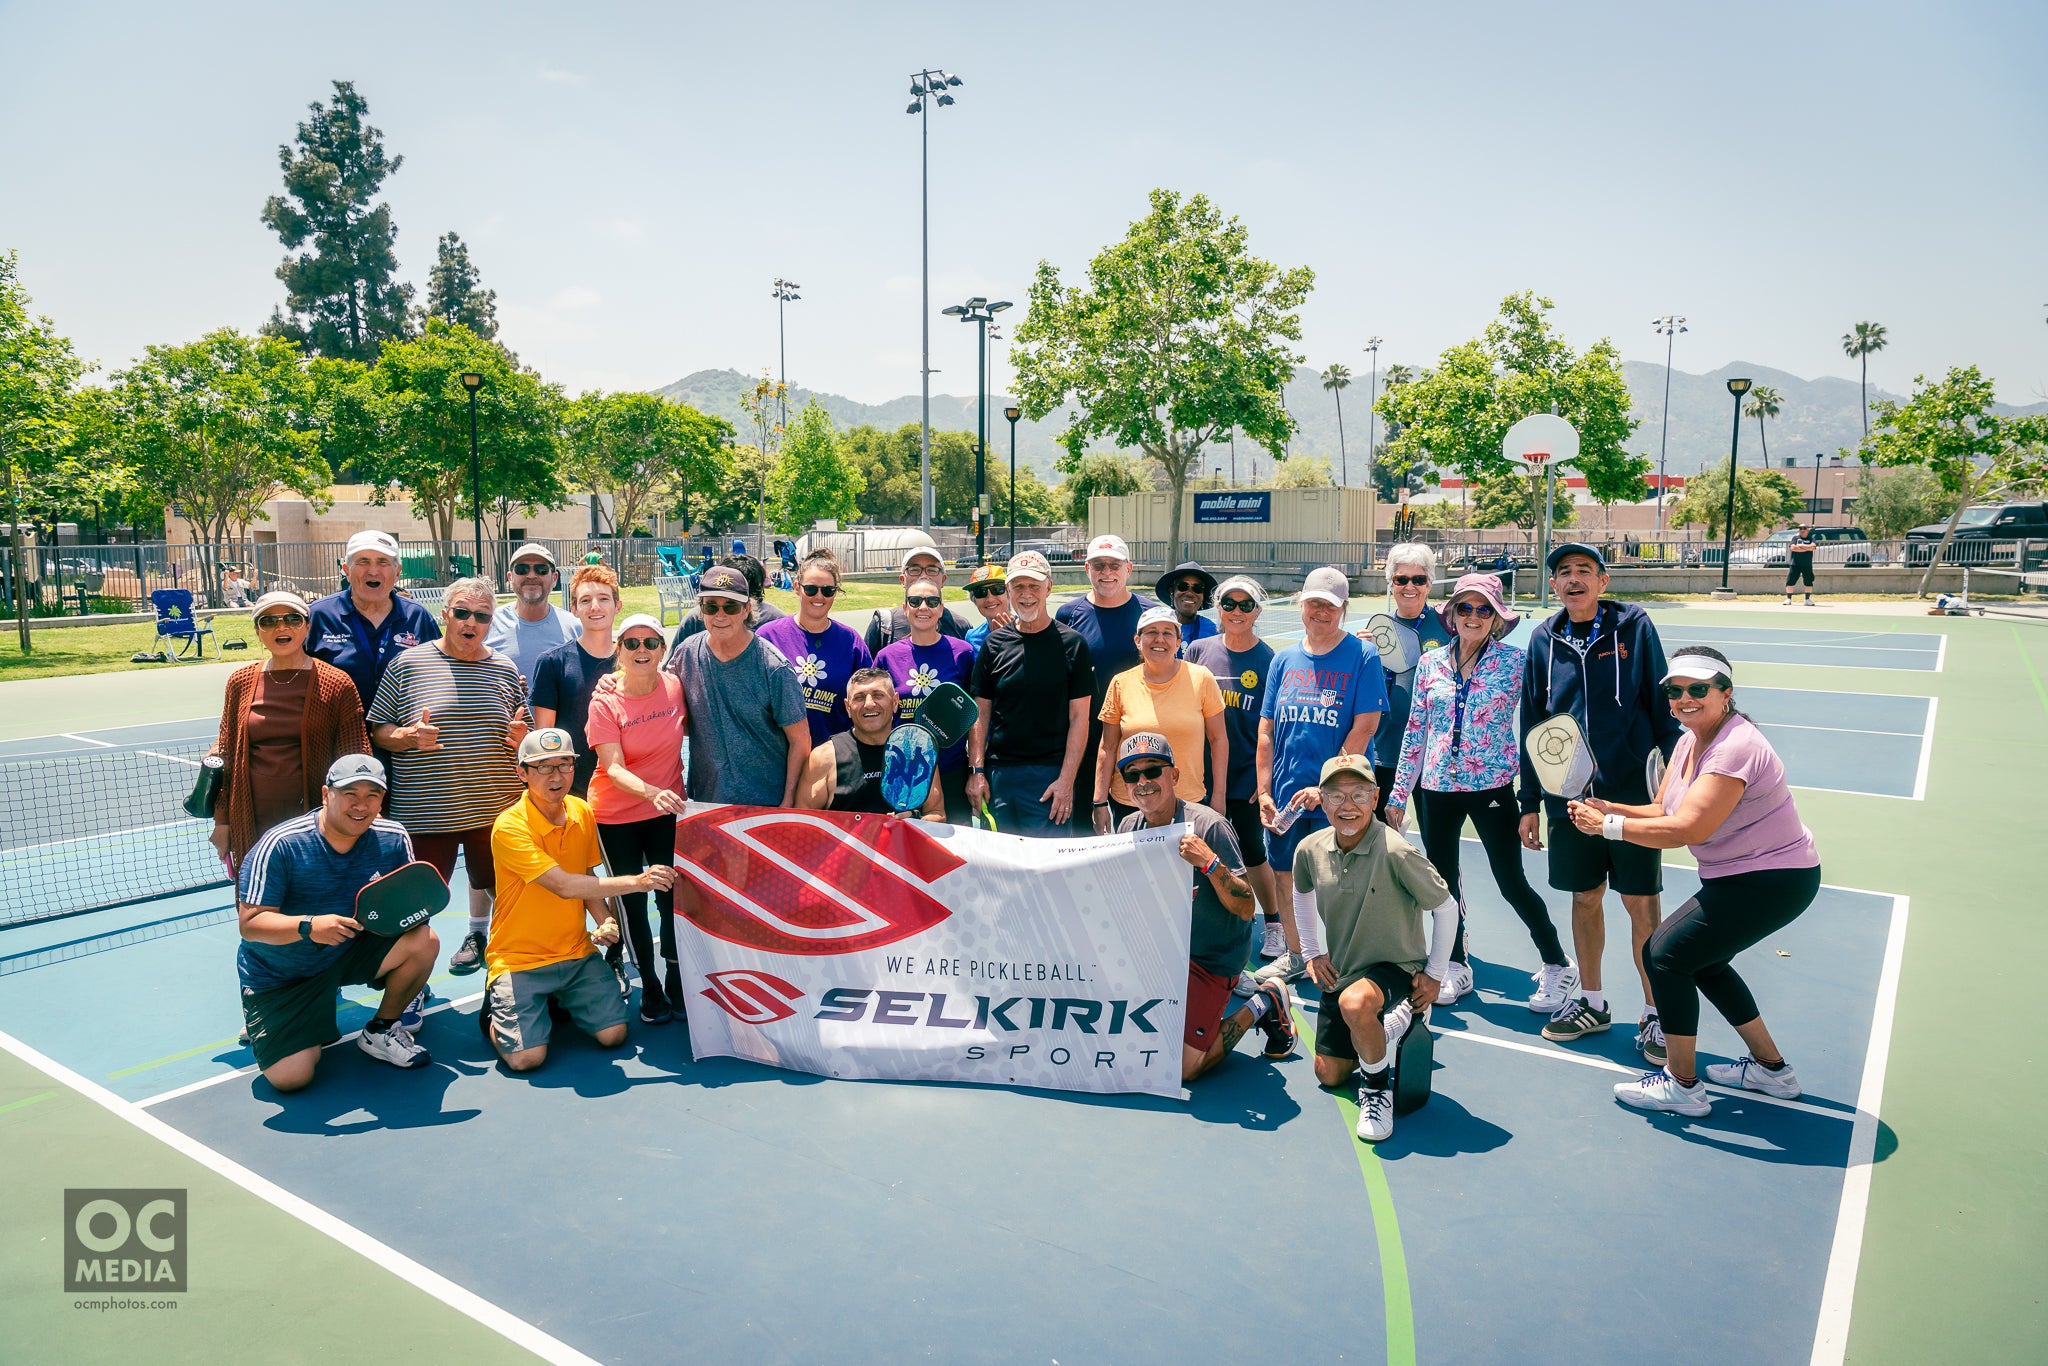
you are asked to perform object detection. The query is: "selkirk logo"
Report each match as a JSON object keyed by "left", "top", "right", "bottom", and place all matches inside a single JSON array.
[
  {"left": 700, "top": 970, "right": 804, "bottom": 1024},
  {"left": 674, "top": 808, "right": 964, "bottom": 956}
]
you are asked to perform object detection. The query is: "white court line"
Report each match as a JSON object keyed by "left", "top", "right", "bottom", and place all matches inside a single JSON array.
[
  {"left": 60, "top": 731, "right": 117, "bottom": 747},
  {"left": 1756, "top": 722, "right": 1923, "bottom": 738},
  {"left": 1670, "top": 625, "right": 1944, "bottom": 654},
  {"left": 139, "top": 748, "right": 202, "bottom": 768},
  {"left": 1934, "top": 634, "right": 1947, "bottom": 673},
  {"left": 0, "top": 816, "right": 208, "bottom": 858},
  {"left": 1811, "top": 894, "right": 1911, "bottom": 1366},
  {"left": 1911, "top": 697, "right": 1938, "bottom": 801},
  {"left": 0, "top": 1025, "right": 599, "bottom": 1366},
  {"left": 1676, "top": 639, "right": 1935, "bottom": 656}
]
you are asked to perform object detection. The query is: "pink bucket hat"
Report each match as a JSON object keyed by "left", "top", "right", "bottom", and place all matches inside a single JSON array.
[{"left": 1446, "top": 572, "right": 1518, "bottom": 637}]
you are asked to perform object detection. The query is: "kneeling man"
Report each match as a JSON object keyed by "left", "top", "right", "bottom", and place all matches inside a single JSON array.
[
  {"left": 796, "top": 667, "right": 943, "bottom": 817},
  {"left": 1298, "top": 755, "right": 1458, "bottom": 1143},
  {"left": 236, "top": 755, "right": 439, "bottom": 1092},
  {"left": 486, "top": 728, "right": 677, "bottom": 1072},
  {"left": 1115, "top": 732, "right": 1295, "bottom": 1083}
]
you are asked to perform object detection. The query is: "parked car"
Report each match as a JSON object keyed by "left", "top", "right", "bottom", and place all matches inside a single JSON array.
[
  {"left": 1730, "top": 526, "right": 1872, "bottom": 568},
  {"left": 1013, "top": 538, "right": 1081, "bottom": 564},
  {"left": 1903, "top": 501, "right": 2048, "bottom": 565}
]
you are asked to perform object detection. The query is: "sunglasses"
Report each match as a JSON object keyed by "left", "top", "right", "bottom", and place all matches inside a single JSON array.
[
  {"left": 254, "top": 612, "right": 306, "bottom": 629},
  {"left": 1172, "top": 581, "right": 1206, "bottom": 595},
  {"left": 1122, "top": 764, "right": 1167, "bottom": 782},
  {"left": 1662, "top": 680, "right": 1716, "bottom": 700},
  {"left": 511, "top": 562, "right": 552, "bottom": 576},
  {"left": 1452, "top": 601, "right": 1496, "bottom": 618},
  {"left": 1218, "top": 596, "right": 1258, "bottom": 613},
  {"left": 905, "top": 594, "right": 943, "bottom": 608},
  {"left": 619, "top": 635, "right": 663, "bottom": 651},
  {"left": 800, "top": 583, "right": 840, "bottom": 598},
  {"left": 701, "top": 598, "right": 748, "bottom": 616},
  {"left": 447, "top": 606, "right": 490, "bottom": 622},
  {"left": 967, "top": 585, "right": 1006, "bottom": 600},
  {"left": 1390, "top": 574, "right": 1431, "bottom": 587}
]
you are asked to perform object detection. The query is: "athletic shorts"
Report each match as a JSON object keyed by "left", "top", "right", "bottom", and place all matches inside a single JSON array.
[
  {"left": 241, "top": 928, "right": 401, "bottom": 1072},
  {"left": 484, "top": 953, "right": 628, "bottom": 1055},
  {"left": 1314, "top": 963, "right": 1416, "bottom": 1061},
  {"left": 409, "top": 826, "right": 497, "bottom": 891},
  {"left": 1786, "top": 555, "right": 1815, "bottom": 587},
  {"left": 1265, "top": 810, "right": 1327, "bottom": 873},
  {"left": 1183, "top": 962, "right": 1236, "bottom": 1050},
  {"left": 1224, "top": 798, "right": 1269, "bottom": 869},
  {"left": 1547, "top": 813, "right": 1663, "bottom": 897}
]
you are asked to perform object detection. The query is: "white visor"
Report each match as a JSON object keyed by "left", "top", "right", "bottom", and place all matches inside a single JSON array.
[{"left": 1661, "top": 655, "right": 1727, "bottom": 684}]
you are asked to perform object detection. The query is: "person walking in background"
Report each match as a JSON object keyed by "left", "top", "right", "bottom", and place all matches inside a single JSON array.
[
  {"left": 663, "top": 564, "right": 810, "bottom": 807},
  {"left": 758, "top": 549, "right": 872, "bottom": 745},
  {"left": 307, "top": 530, "right": 441, "bottom": 711},
  {"left": 486, "top": 543, "right": 582, "bottom": 686},
  {"left": 1386, "top": 573, "right": 1573, "bottom": 1012},
  {"left": 1784, "top": 525, "right": 1817, "bottom": 606},
  {"left": 532, "top": 562, "right": 622, "bottom": 798},
  {"left": 966, "top": 551, "right": 1094, "bottom": 836},
  {"left": 865, "top": 545, "right": 970, "bottom": 652},
  {"left": 1092, "top": 605, "right": 1227, "bottom": 833},
  {"left": 1155, "top": 561, "right": 1220, "bottom": 653},
  {"left": 1056, "top": 534, "right": 1160, "bottom": 830},
  {"left": 963, "top": 564, "right": 1012, "bottom": 649},
  {"left": 877, "top": 573, "right": 978, "bottom": 820}
]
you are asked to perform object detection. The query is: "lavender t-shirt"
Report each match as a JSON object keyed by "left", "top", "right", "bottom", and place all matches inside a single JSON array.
[
  {"left": 756, "top": 616, "right": 873, "bottom": 745},
  {"left": 1661, "top": 714, "right": 1817, "bottom": 877}
]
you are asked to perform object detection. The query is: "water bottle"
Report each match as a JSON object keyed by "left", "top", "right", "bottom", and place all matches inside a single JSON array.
[{"left": 1270, "top": 790, "right": 1304, "bottom": 834}]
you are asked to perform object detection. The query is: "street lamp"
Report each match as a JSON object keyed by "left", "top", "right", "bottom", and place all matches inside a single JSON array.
[
  {"left": 460, "top": 371, "right": 484, "bottom": 575},
  {"left": 772, "top": 278, "right": 800, "bottom": 431},
  {"left": 1652, "top": 315, "right": 1687, "bottom": 534},
  {"left": 1005, "top": 406, "right": 1022, "bottom": 557},
  {"left": 1813, "top": 453, "right": 1824, "bottom": 525},
  {"left": 942, "top": 296, "right": 1011, "bottom": 564},
  {"left": 906, "top": 67, "right": 964, "bottom": 530},
  {"left": 1363, "top": 336, "right": 1382, "bottom": 553},
  {"left": 1720, "top": 377, "right": 1752, "bottom": 592}
]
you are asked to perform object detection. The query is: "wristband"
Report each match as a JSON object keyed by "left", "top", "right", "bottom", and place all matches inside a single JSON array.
[
  {"left": 1201, "top": 856, "right": 1219, "bottom": 877},
  {"left": 1602, "top": 813, "right": 1626, "bottom": 842},
  {"left": 1093, "top": 801, "right": 1110, "bottom": 809},
  {"left": 970, "top": 766, "right": 985, "bottom": 774}
]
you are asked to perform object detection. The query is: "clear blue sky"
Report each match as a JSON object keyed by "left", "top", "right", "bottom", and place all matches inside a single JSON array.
[{"left": 5, "top": 1, "right": 2043, "bottom": 408}]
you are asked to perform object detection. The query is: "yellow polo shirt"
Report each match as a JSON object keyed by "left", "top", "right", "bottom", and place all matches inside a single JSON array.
[{"left": 488, "top": 792, "right": 604, "bottom": 977}]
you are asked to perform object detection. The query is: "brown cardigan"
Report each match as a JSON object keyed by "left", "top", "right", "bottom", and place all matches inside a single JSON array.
[{"left": 212, "top": 659, "right": 371, "bottom": 864}]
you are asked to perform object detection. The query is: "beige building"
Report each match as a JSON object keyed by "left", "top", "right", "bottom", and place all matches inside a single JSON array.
[
  {"left": 169, "top": 486, "right": 610, "bottom": 549},
  {"left": 1090, "top": 487, "right": 1379, "bottom": 547}
]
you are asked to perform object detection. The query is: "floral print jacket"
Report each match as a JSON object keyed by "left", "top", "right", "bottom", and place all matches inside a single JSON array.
[{"left": 1389, "top": 640, "right": 1527, "bottom": 807}]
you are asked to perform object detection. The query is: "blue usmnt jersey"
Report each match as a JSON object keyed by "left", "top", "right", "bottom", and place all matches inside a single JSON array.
[{"left": 1260, "top": 634, "right": 1388, "bottom": 801}]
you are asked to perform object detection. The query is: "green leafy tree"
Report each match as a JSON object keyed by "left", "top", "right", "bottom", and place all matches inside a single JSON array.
[
  {"left": 0, "top": 253, "right": 92, "bottom": 645},
  {"left": 563, "top": 390, "right": 731, "bottom": 539},
  {"left": 1268, "top": 454, "right": 1335, "bottom": 489},
  {"left": 261, "top": 80, "right": 414, "bottom": 361},
  {"left": 737, "top": 373, "right": 787, "bottom": 464},
  {"left": 838, "top": 424, "right": 923, "bottom": 525},
  {"left": 1743, "top": 385, "right": 1783, "bottom": 466},
  {"left": 1842, "top": 321, "right": 1888, "bottom": 437},
  {"left": 424, "top": 232, "right": 498, "bottom": 340},
  {"left": 1469, "top": 468, "right": 1575, "bottom": 545},
  {"left": 1011, "top": 188, "right": 1314, "bottom": 558},
  {"left": 1320, "top": 362, "right": 1352, "bottom": 485},
  {"left": 112, "top": 329, "right": 330, "bottom": 605},
  {"left": 1669, "top": 463, "right": 1803, "bottom": 539},
  {"left": 766, "top": 400, "right": 864, "bottom": 533},
  {"left": 687, "top": 443, "right": 774, "bottom": 537},
  {"left": 1055, "top": 451, "right": 1149, "bottom": 525},
  {"left": 1847, "top": 465, "right": 1958, "bottom": 540},
  {"left": 1858, "top": 365, "right": 2048, "bottom": 593},
  {"left": 1573, "top": 444, "right": 1653, "bottom": 527},
  {"left": 987, "top": 465, "right": 1064, "bottom": 530}
]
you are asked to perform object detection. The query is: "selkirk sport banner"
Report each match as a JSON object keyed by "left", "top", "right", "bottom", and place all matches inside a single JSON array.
[{"left": 669, "top": 804, "right": 1194, "bottom": 1098}]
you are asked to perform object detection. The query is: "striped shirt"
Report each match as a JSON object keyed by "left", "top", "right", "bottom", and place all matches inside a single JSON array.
[
  {"left": 235, "top": 810, "right": 414, "bottom": 991},
  {"left": 365, "top": 642, "right": 529, "bottom": 833}
]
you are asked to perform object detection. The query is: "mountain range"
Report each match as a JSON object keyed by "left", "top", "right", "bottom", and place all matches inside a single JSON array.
[{"left": 655, "top": 363, "right": 2048, "bottom": 488}]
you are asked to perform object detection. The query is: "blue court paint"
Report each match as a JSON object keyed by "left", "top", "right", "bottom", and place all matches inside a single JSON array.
[
  {"left": 1660, "top": 624, "right": 1943, "bottom": 673},
  {"left": 1737, "top": 688, "right": 1931, "bottom": 800}
]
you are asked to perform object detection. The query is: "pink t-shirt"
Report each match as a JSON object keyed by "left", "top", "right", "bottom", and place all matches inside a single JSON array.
[
  {"left": 584, "top": 673, "right": 686, "bottom": 824},
  {"left": 1661, "top": 714, "right": 1817, "bottom": 878}
]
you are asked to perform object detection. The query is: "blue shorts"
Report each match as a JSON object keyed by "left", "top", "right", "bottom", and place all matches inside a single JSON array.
[{"left": 1265, "top": 811, "right": 1328, "bottom": 874}]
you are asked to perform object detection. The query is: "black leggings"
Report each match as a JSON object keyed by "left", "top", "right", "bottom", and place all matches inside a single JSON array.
[
  {"left": 1415, "top": 784, "right": 1567, "bottom": 967},
  {"left": 1646, "top": 864, "right": 1820, "bottom": 1036},
  {"left": 598, "top": 814, "right": 681, "bottom": 1008}
]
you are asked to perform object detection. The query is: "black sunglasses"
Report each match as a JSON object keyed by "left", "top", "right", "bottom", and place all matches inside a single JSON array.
[
  {"left": 1662, "top": 680, "right": 1717, "bottom": 699},
  {"left": 967, "top": 584, "right": 1006, "bottom": 600},
  {"left": 1390, "top": 574, "right": 1431, "bottom": 587},
  {"left": 447, "top": 606, "right": 490, "bottom": 622},
  {"left": 800, "top": 583, "right": 840, "bottom": 598},
  {"left": 1218, "top": 596, "right": 1258, "bottom": 613},
  {"left": 254, "top": 612, "right": 306, "bottom": 628},
  {"left": 1122, "top": 763, "right": 1168, "bottom": 782},
  {"left": 701, "top": 598, "right": 748, "bottom": 616},
  {"left": 619, "top": 635, "right": 663, "bottom": 651},
  {"left": 905, "top": 594, "right": 943, "bottom": 608},
  {"left": 1172, "top": 581, "right": 1206, "bottom": 595},
  {"left": 511, "top": 562, "right": 552, "bottom": 576}
]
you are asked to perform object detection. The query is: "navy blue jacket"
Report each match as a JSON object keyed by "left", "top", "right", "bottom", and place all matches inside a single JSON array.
[
  {"left": 307, "top": 590, "right": 442, "bottom": 711},
  {"left": 1517, "top": 599, "right": 1681, "bottom": 815}
]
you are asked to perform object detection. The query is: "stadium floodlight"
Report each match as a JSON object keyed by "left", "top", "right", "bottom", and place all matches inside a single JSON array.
[
  {"left": 773, "top": 279, "right": 802, "bottom": 429},
  {"left": 1652, "top": 314, "right": 1688, "bottom": 533},
  {"left": 936, "top": 93, "right": 955, "bottom": 106},
  {"left": 949, "top": 297, "right": 1012, "bottom": 565},
  {"left": 906, "top": 65, "right": 966, "bottom": 529}
]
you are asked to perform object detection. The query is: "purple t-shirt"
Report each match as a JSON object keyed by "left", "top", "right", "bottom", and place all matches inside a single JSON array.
[
  {"left": 756, "top": 616, "right": 873, "bottom": 745},
  {"left": 877, "top": 635, "right": 978, "bottom": 770},
  {"left": 1661, "top": 714, "right": 1817, "bottom": 877}
]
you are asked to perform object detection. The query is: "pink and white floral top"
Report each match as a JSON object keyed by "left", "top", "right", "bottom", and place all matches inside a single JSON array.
[{"left": 1390, "top": 640, "right": 1528, "bottom": 806}]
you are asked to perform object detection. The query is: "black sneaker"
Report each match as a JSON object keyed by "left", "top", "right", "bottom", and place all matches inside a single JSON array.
[
  {"left": 448, "top": 929, "right": 487, "bottom": 976},
  {"left": 606, "top": 942, "right": 630, "bottom": 1001},
  {"left": 1541, "top": 997, "right": 1612, "bottom": 1043},
  {"left": 639, "top": 994, "right": 674, "bottom": 1026},
  {"left": 1254, "top": 981, "right": 1295, "bottom": 1058}
]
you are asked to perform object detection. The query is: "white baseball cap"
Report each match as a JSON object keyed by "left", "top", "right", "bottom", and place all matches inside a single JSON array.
[
  {"left": 900, "top": 544, "right": 945, "bottom": 570},
  {"left": 1085, "top": 534, "right": 1131, "bottom": 563},
  {"left": 344, "top": 530, "right": 399, "bottom": 562},
  {"left": 615, "top": 613, "right": 664, "bottom": 640},
  {"left": 1005, "top": 551, "right": 1053, "bottom": 583},
  {"left": 1137, "top": 604, "right": 1180, "bottom": 634},
  {"left": 1300, "top": 565, "right": 1350, "bottom": 609}
]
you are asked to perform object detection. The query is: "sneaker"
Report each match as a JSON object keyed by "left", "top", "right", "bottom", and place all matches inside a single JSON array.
[
  {"left": 1704, "top": 1056, "right": 1803, "bottom": 1098},
  {"left": 1435, "top": 960, "right": 1473, "bottom": 1007},
  {"left": 448, "top": 929, "right": 487, "bottom": 976},
  {"left": 1613, "top": 1068, "right": 1711, "bottom": 1117},
  {"left": 1541, "top": 997, "right": 1611, "bottom": 1042},
  {"left": 398, "top": 988, "right": 429, "bottom": 1032},
  {"left": 1253, "top": 981, "right": 1295, "bottom": 1058},
  {"left": 1356, "top": 1082, "right": 1395, "bottom": 1142},
  {"left": 1258, "top": 921, "right": 1286, "bottom": 959},
  {"left": 1252, "top": 951, "right": 1307, "bottom": 985},
  {"left": 1637, "top": 1010, "right": 1668, "bottom": 1067},
  {"left": 606, "top": 943, "right": 631, "bottom": 1002},
  {"left": 1528, "top": 961, "right": 1579, "bottom": 1013},
  {"left": 638, "top": 995, "right": 674, "bottom": 1026},
  {"left": 1382, "top": 998, "right": 1415, "bottom": 1054},
  {"left": 357, "top": 1021, "right": 430, "bottom": 1070}
]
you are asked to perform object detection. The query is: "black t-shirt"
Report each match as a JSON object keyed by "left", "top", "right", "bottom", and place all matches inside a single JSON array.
[
  {"left": 531, "top": 637, "right": 617, "bottom": 795},
  {"left": 1118, "top": 801, "right": 1248, "bottom": 978},
  {"left": 971, "top": 621, "right": 1094, "bottom": 768},
  {"left": 829, "top": 731, "right": 892, "bottom": 813}
]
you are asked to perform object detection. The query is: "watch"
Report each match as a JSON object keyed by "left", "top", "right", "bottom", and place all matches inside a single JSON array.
[
  {"left": 969, "top": 765, "right": 985, "bottom": 774},
  {"left": 297, "top": 917, "right": 313, "bottom": 942}
]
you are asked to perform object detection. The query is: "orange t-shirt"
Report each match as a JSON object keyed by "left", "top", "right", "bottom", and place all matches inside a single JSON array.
[{"left": 488, "top": 793, "right": 604, "bottom": 977}]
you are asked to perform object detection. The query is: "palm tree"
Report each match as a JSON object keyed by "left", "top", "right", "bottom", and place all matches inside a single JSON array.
[
  {"left": 1321, "top": 362, "right": 1352, "bottom": 486},
  {"left": 1744, "top": 385, "right": 1783, "bottom": 467},
  {"left": 1842, "top": 321, "right": 1888, "bottom": 437}
]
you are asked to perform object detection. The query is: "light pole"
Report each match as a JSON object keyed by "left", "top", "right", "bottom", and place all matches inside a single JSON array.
[
  {"left": 1813, "top": 453, "right": 1824, "bottom": 525},
  {"left": 772, "top": 278, "right": 800, "bottom": 431},
  {"left": 907, "top": 67, "right": 963, "bottom": 530},
  {"left": 460, "top": 371, "right": 484, "bottom": 575},
  {"left": 1363, "top": 337, "right": 1382, "bottom": 552},
  {"left": 943, "top": 296, "right": 1012, "bottom": 564},
  {"left": 1652, "top": 315, "right": 1687, "bottom": 534},
  {"left": 1005, "top": 406, "right": 1022, "bottom": 557},
  {"left": 1721, "top": 378, "right": 1753, "bottom": 592}
]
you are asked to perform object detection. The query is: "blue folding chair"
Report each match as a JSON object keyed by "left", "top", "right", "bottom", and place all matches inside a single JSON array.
[{"left": 149, "top": 589, "right": 216, "bottom": 660}]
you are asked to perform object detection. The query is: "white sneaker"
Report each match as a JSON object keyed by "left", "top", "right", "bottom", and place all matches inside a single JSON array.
[
  {"left": 1356, "top": 1084, "right": 1395, "bottom": 1142},
  {"left": 1613, "top": 1068, "right": 1711, "bottom": 1117},
  {"left": 1704, "top": 1057, "right": 1803, "bottom": 1098},
  {"left": 1258, "top": 921, "right": 1286, "bottom": 959},
  {"left": 1528, "top": 961, "right": 1579, "bottom": 1013},
  {"left": 1253, "top": 951, "right": 1306, "bottom": 985},
  {"left": 357, "top": 1021, "right": 430, "bottom": 1070},
  {"left": 1435, "top": 960, "right": 1473, "bottom": 1007}
]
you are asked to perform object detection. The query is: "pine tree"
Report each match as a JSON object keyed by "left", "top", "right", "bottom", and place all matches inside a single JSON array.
[{"left": 424, "top": 233, "right": 498, "bottom": 340}]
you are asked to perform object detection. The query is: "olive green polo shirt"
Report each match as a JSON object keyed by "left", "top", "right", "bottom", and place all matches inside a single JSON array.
[{"left": 1292, "top": 820, "right": 1451, "bottom": 986}]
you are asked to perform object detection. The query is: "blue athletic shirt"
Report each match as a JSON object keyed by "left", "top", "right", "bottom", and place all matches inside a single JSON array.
[
  {"left": 235, "top": 811, "right": 415, "bottom": 992},
  {"left": 1185, "top": 636, "right": 1273, "bottom": 802},
  {"left": 1055, "top": 593, "right": 1161, "bottom": 713},
  {"left": 307, "top": 590, "right": 442, "bottom": 710},
  {"left": 1260, "top": 634, "right": 1388, "bottom": 803}
]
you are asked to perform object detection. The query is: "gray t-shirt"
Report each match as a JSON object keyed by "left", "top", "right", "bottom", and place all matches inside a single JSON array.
[
  {"left": 674, "top": 632, "right": 807, "bottom": 806},
  {"left": 485, "top": 603, "right": 583, "bottom": 686},
  {"left": 1118, "top": 800, "right": 1248, "bottom": 978}
]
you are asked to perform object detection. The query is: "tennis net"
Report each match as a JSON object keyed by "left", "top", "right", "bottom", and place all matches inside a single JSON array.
[{"left": 0, "top": 738, "right": 231, "bottom": 926}]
